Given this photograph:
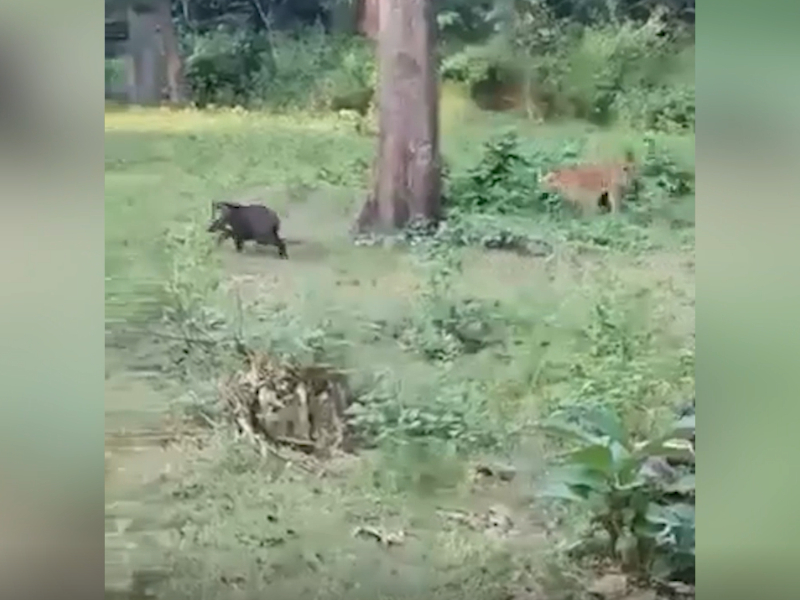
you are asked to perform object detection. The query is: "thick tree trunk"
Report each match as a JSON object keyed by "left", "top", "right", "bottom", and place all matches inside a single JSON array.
[
  {"left": 154, "top": 0, "right": 187, "bottom": 104},
  {"left": 358, "top": 0, "right": 380, "bottom": 40},
  {"left": 355, "top": 0, "right": 441, "bottom": 234}
]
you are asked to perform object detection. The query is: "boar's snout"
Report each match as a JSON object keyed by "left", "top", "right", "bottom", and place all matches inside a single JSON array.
[{"left": 207, "top": 215, "right": 226, "bottom": 232}]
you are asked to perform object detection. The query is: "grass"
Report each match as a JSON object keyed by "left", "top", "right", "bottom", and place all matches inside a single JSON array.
[{"left": 105, "top": 102, "right": 695, "bottom": 598}]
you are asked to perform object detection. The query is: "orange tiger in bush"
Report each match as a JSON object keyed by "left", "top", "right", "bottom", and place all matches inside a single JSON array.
[{"left": 539, "top": 150, "right": 637, "bottom": 215}]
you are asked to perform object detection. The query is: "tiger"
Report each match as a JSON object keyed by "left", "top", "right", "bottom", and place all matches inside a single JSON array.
[{"left": 539, "top": 150, "right": 637, "bottom": 215}]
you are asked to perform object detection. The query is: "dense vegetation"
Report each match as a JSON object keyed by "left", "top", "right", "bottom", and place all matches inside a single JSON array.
[
  {"left": 106, "top": 0, "right": 694, "bottom": 133},
  {"left": 105, "top": 2, "right": 694, "bottom": 598}
]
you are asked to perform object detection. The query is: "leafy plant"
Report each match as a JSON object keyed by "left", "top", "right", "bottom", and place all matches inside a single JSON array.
[
  {"left": 447, "top": 130, "right": 564, "bottom": 215},
  {"left": 615, "top": 84, "right": 695, "bottom": 133},
  {"left": 390, "top": 239, "right": 503, "bottom": 362},
  {"left": 640, "top": 134, "right": 695, "bottom": 197},
  {"left": 537, "top": 406, "right": 695, "bottom": 579},
  {"left": 346, "top": 373, "right": 509, "bottom": 453}
]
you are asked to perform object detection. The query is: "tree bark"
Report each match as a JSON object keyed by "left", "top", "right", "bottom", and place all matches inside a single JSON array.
[
  {"left": 355, "top": 0, "right": 441, "bottom": 234},
  {"left": 154, "top": 0, "right": 187, "bottom": 104},
  {"left": 358, "top": 0, "right": 380, "bottom": 40}
]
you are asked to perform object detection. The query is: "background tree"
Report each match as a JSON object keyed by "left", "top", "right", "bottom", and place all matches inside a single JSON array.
[
  {"left": 355, "top": 0, "right": 442, "bottom": 233},
  {"left": 156, "top": 0, "right": 187, "bottom": 103}
]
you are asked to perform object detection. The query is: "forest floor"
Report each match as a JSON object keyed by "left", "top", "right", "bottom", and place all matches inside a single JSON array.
[{"left": 105, "top": 103, "right": 694, "bottom": 599}]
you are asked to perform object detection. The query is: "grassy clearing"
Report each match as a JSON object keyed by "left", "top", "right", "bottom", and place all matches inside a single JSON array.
[{"left": 105, "top": 105, "right": 694, "bottom": 598}]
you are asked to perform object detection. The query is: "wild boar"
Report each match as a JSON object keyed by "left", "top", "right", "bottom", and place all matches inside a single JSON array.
[{"left": 207, "top": 201, "right": 288, "bottom": 259}]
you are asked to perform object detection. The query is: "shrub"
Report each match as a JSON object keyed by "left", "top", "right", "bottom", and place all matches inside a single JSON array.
[
  {"left": 347, "top": 374, "right": 508, "bottom": 453},
  {"left": 184, "top": 27, "right": 272, "bottom": 107},
  {"left": 389, "top": 239, "right": 503, "bottom": 363},
  {"left": 446, "top": 130, "right": 574, "bottom": 215},
  {"left": 560, "top": 19, "right": 675, "bottom": 124},
  {"left": 538, "top": 406, "right": 695, "bottom": 581},
  {"left": 640, "top": 134, "right": 695, "bottom": 197},
  {"left": 182, "top": 24, "right": 376, "bottom": 111},
  {"left": 615, "top": 84, "right": 695, "bottom": 133}
]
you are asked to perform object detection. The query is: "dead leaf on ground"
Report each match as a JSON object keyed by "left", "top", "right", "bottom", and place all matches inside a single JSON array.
[
  {"left": 352, "top": 525, "right": 406, "bottom": 547},
  {"left": 218, "top": 349, "right": 352, "bottom": 463},
  {"left": 587, "top": 573, "right": 628, "bottom": 599}
]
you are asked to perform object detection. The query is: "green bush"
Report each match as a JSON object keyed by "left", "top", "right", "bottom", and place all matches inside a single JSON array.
[
  {"left": 640, "top": 134, "right": 695, "bottom": 197},
  {"left": 560, "top": 20, "right": 675, "bottom": 124},
  {"left": 389, "top": 239, "right": 503, "bottom": 363},
  {"left": 347, "top": 375, "right": 507, "bottom": 453},
  {"left": 184, "top": 27, "right": 272, "bottom": 107},
  {"left": 182, "top": 25, "right": 375, "bottom": 111},
  {"left": 438, "top": 7, "right": 693, "bottom": 130},
  {"left": 447, "top": 130, "right": 575, "bottom": 215},
  {"left": 615, "top": 84, "right": 695, "bottom": 133},
  {"left": 538, "top": 406, "right": 695, "bottom": 580},
  {"left": 105, "top": 58, "right": 126, "bottom": 92}
]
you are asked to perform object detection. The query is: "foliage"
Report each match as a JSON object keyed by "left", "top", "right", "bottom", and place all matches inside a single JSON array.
[
  {"left": 538, "top": 405, "right": 695, "bottom": 580},
  {"left": 182, "top": 24, "right": 375, "bottom": 110},
  {"left": 155, "top": 220, "right": 230, "bottom": 378},
  {"left": 437, "top": 2, "right": 693, "bottom": 129},
  {"left": 105, "top": 58, "right": 126, "bottom": 93},
  {"left": 183, "top": 27, "right": 273, "bottom": 107},
  {"left": 615, "top": 83, "right": 695, "bottom": 133},
  {"left": 640, "top": 134, "right": 695, "bottom": 197},
  {"left": 446, "top": 130, "right": 569, "bottom": 215},
  {"left": 543, "top": 282, "right": 694, "bottom": 427},
  {"left": 391, "top": 238, "right": 503, "bottom": 363},
  {"left": 167, "top": 0, "right": 693, "bottom": 131},
  {"left": 347, "top": 374, "right": 508, "bottom": 454}
]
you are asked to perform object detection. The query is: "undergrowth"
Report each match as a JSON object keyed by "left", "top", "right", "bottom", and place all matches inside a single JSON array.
[{"left": 105, "top": 106, "right": 694, "bottom": 598}]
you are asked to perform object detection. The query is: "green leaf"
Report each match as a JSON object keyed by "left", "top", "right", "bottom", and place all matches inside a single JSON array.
[
  {"left": 536, "top": 480, "right": 586, "bottom": 502},
  {"left": 634, "top": 436, "right": 694, "bottom": 463},
  {"left": 609, "top": 440, "right": 632, "bottom": 470},
  {"left": 646, "top": 502, "right": 695, "bottom": 527},
  {"left": 567, "top": 444, "right": 614, "bottom": 475},
  {"left": 663, "top": 473, "right": 695, "bottom": 495},
  {"left": 580, "top": 406, "right": 629, "bottom": 445},
  {"left": 672, "top": 414, "right": 695, "bottom": 438},
  {"left": 543, "top": 463, "right": 609, "bottom": 490},
  {"left": 538, "top": 413, "right": 602, "bottom": 445}
]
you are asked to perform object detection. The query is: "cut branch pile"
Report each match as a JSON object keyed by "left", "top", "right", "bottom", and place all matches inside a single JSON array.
[{"left": 218, "top": 350, "right": 352, "bottom": 460}]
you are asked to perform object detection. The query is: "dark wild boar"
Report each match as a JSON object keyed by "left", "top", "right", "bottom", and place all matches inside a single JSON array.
[{"left": 208, "top": 201, "right": 288, "bottom": 259}]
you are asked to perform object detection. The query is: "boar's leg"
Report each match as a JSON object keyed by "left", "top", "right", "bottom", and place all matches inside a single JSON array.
[{"left": 274, "top": 225, "right": 288, "bottom": 259}]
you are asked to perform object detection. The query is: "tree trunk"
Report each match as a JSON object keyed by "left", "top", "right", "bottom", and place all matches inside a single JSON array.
[
  {"left": 154, "top": 0, "right": 187, "bottom": 104},
  {"left": 355, "top": 0, "right": 441, "bottom": 234},
  {"left": 358, "top": 0, "right": 380, "bottom": 40}
]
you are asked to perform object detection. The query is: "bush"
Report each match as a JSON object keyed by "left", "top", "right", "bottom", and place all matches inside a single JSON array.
[
  {"left": 182, "top": 25, "right": 375, "bottom": 111},
  {"left": 184, "top": 27, "right": 272, "bottom": 107},
  {"left": 640, "top": 134, "right": 695, "bottom": 197},
  {"left": 615, "top": 84, "right": 695, "bottom": 133},
  {"left": 388, "top": 239, "right": 503, "bottom": 363},
  {"left": 447, "top": 130, "right": 576, "bottom": 215},
  {"left": 560, "top": 19, "right": 675, "bottom": 124},
  {"left": 438, "top": 5, "right": 693, "bottom": 130},
  {"left": 538, "top": 406, "right": 695, "bottom": 581},
  {"left": 347, "top": 375, "right": 508, "bottom": 453}
]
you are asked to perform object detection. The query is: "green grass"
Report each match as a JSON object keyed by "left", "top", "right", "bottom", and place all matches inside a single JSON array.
[{"left": 105, "top": 105, "right": 695, "bottom": 598}]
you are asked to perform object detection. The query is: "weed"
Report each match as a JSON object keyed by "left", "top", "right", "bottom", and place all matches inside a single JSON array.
[
  {"left": 347, "top": 373, "right": 509, "bottom": 455},
  {"left": 640, "top": 134, "right": 695, "bottom": 197},
  {"left": 389, "top": 240, "right": 503, "bottom": 363},
  {"left": 105, "top": 106, "right": 694, "bottom": 600},
  {"left": 447, "top": 130, "right": 562, "bottom": 215},
  {"left": 538, "top": 277, "right": 692, "bottom": 436}
]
